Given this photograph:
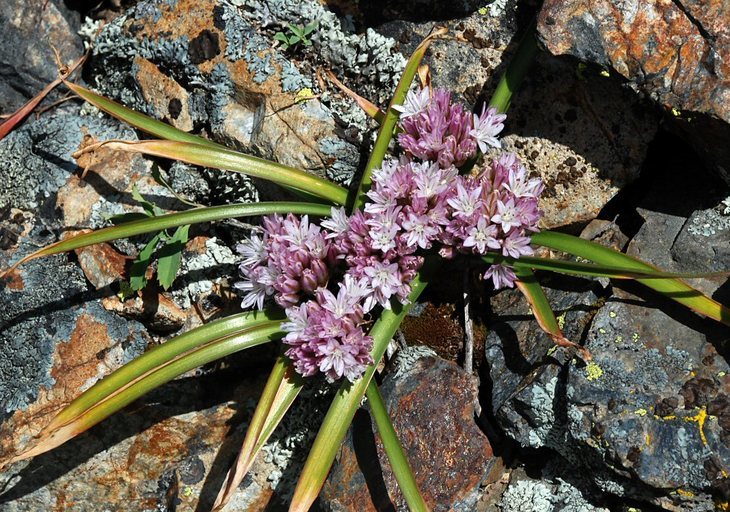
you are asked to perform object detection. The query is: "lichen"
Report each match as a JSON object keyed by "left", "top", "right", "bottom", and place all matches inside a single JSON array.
[{"left": 585, "top": 362, "right": 603, "bottom": 381}]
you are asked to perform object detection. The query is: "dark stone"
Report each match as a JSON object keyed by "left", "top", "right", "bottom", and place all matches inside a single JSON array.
[
  {"left": 321, "top": 352, "right": 495, "bottom": 512},
  {"left": 654, "top": 397, "right": 678, "bottom": 417},
  {"left": 188, "top": 29, "right": 220, "bottom": 65},
  {"left": 168, "top": 97, "right": 182, "bottom": 120},
  {"left": 0, "top": 0, "right": 83, "bottom": 112}
]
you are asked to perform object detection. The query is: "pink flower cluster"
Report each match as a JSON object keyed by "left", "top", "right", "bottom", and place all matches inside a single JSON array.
[
  {"left": 398, "top": 87, "right": 506, "bottom": 167},
  {"left": 235, "top": 86, "right": 544, "bottom": 382}
]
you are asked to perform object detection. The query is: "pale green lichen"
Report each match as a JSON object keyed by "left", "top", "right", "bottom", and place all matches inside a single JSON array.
[{"left": 585, "top": 362, "right": 604, "bottom": 381}]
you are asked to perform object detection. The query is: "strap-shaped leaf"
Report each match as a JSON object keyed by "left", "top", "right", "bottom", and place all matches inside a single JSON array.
[
  {"left": 480, "top": 252, "right": 726, "bottom": 280},
  {"left": 6, "top": 319, "right": 284, "bottom": 466},
  {"left": 352, "top": 27, "right": 448, "bottom": 210},
  {"left": 289, "top": 257, "right": 440, "bottom": 511},
  {"left": 532, "top": 231, "right": 730, "bottom": 326},
  {"left": 74, "top": 140, "right": 348, "bottom": 206},
  {"left": 0, "top": 55, "right": 86, "bottom": 141},
  {"left": 213, "top": 356, "right": 303, "bottom": 511},
  {"left": 64, "top": 82, "right": 338, "bottom": 204},
  {"left": 1, "top": 202, "right": 331, "bottom": 277},
  {"left": 325, "top": 70, "right": 385, "bottom": 124},
  {"left": 513, "top": 266, "right": 590, "bottom": 359},
  {"left": 45, "top": 310, "right": 283, "bottom": 434},
  {"left": 365, "top": 380, "right": 428, "bottom": 511},
  {"left": 65, "top": 81, "right": 224, "bottom": 149},
  {"left": 488, "top": 26, "right": 538, "bottom": 114}
]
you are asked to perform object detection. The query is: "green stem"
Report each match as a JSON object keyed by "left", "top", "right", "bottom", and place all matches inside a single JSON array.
[
  {"left": 351, "top": 28, "right": 447, "bottom": 212},
  {"left": 488, "top": 25, "right": 538, "bottom": 114},
  {"left": 366, "top": 381, "right": 429, "bottom": 511}
]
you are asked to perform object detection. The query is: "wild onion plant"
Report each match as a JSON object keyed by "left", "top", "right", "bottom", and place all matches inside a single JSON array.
[{"left": 2, "top": 29, "right": 729, "bottom": 511}]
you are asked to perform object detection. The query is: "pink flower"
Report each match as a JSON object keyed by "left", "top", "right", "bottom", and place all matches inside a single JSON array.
[
  {"left": 470, "top": 105, "right": 506, "bottom": 153},
  {"left": 483, "top": 263, "right": 517, "bottom": 289},
  {"left": 393, "top": 86, "right": 431, "bottom": 118},
  {"left": 463, "top": 217, "right": 501, "bottom": 253},
  {"left": 398, "top": 88, "right": 477, "bottom": 167}
]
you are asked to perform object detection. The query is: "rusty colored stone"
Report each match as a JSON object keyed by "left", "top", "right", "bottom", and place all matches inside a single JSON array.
[
  {"left": 101, "top": 290, "right": 188, "bottom": 333},
  {"left": 0, "top": 310, "right": 150, "bottom": 464},
  {"left": 538, "top": 0, "right": 729, "bottom": 120},
  {"left": 537, "top": 0, "right": 730, "bottom": 181},
  {"left": 321, "top": 355, "right": 495, "bottom": 511},
  {"left": 134, "top": 56, "right": 195, "bottom": 131},
  {"left": 70, "top": 237, "right": 129, "bottom": 289}
]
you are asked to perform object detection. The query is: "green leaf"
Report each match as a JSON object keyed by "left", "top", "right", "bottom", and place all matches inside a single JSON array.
[
  {"left": 129, "top": 232, "right": 161, "bottom": 291},
  {"left": 290, "top": 257, "right": 441, "bottom": 511},
  {"left": 10, "top": 313, "right": 285, "bottom": 465},
  {"left": 480, "top": 252, "right": 724, "bottom": 280},
  {"left": 130, "top": 183, "right": 158, "bottom": 217},
  {"left": 274, "top": 32, "right": 289, "bottom": 45},
  {"left": 213, "top": 357, "right": 303, "bottom": 511},
  {"left": 289, "top": 34, "right": 302, "bottom": 44},
  {"left": 75, "top": 140, "right": 348, "bottom": 206},
  {"left": 366, "top": 381, "right": 428, "bottom": 511},
  {"left": 2, "top": 202, "right": 331, "bottom": 276},
  {"left": 512, "top": 266, "right": 589, "bottom": 358},
  {"left": 156, "top": 224, "right": 189, "bottom": 290},
  {"left": 488, "top": 25, "right": 538, "bottom": 114},
  {"left": 532, "top": 231, "right": 730, "bottom": 326},
  {"left": 303, "top": 21, "right": 318, "bottom": 35},
  {"left": 351, "top": 27, "right": 448, "bottom": 211},
  {"left": 108, "top": 212, "right": 150, "bottom": 225}
]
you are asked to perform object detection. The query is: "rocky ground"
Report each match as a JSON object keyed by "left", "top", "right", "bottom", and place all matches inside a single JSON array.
[{"left": 0, "top": 0, "right": 729, "bottom": 511}]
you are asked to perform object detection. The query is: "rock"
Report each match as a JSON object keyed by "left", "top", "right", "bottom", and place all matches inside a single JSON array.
[
  {"left": 321, "top": 351, "right": 496, "bottom": 511},
  {"left": 377, "top": 10, "right": 658, "bottom": 229},
  {"left": 0, "top": 371, "right": 271, "bottom": 511},
  {"left": 101, "top": 290, "right": 188, "bottom": 333},
  {"left": 486, "top": 150, "right": 730, "bottom": 509},
  {"left": 485, "top": 277, "right": 604, "bottom": 415},
  {"left": 536, "top": 0, "right": 730, "bottom": 183},
  {"left": 0, "top": 104, "right": 153, "bottom": 464},
  {"left": 0, "top": 106, "right": 137, "bottom": 214},
  {"left": 0, "top": 0, "right": 83, "bottom": 112},
  {"left": 72, "top": 240, "right": 130, "bottom": 289},
  {"left": 87, "top": 0, "right": 366, "bottom": 188},
  {"left": 494, "top": 463, "right": 609, "bottom": 512}
]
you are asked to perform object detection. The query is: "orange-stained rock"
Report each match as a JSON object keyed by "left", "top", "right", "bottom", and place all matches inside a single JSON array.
[
  {"left": 321, "top": 354, "right": 496, "bottom": 511},
  {"left": 70, "top": 237, "right": 130, "bottom": 289},
  {"left": 537, "top": 0, "right": 730, "bottom": 182}
]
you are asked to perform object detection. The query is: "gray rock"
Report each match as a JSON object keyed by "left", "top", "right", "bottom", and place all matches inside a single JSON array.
[
  {"left": 496, "top": 464, "right": 609, "bottom": 512},
  {"left": 87, "top": 0, "right": 365, "bottom": 190},
  {"left": 0, "top": 106, "right": 136, "bottom": 213},
  {"left": 487, "top": 165, "right": 730, "bottom": 509},
  {"left": 0, "top": 0, "right": 83, "bottom": 112}
]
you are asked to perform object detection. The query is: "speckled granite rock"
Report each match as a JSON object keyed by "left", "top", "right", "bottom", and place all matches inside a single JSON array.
[
  {"left": 0, "top": 0, "right": 83, "bottom": 112},
  {"left": 493, "top": 463, "right": 609, "bottom": 512},
  {"left": 377, "top": 10, "right": 658, "bottom": 229},
  {"left": 321, "top": 351, "right": 496, "bottom": 512},
  {"left": 486, "top": 161, "right": 730, "bottom": 510},
  {"left": 86, "top": 0, "right": 368, "bottom": 187},
  {"left": 536, "top": 0, "right": 730, "bottom": 184}
]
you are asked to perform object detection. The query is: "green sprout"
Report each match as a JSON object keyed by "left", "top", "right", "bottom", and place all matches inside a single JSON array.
[{"left": 273, "top": 21, "right": 318, "bottom": 51}]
